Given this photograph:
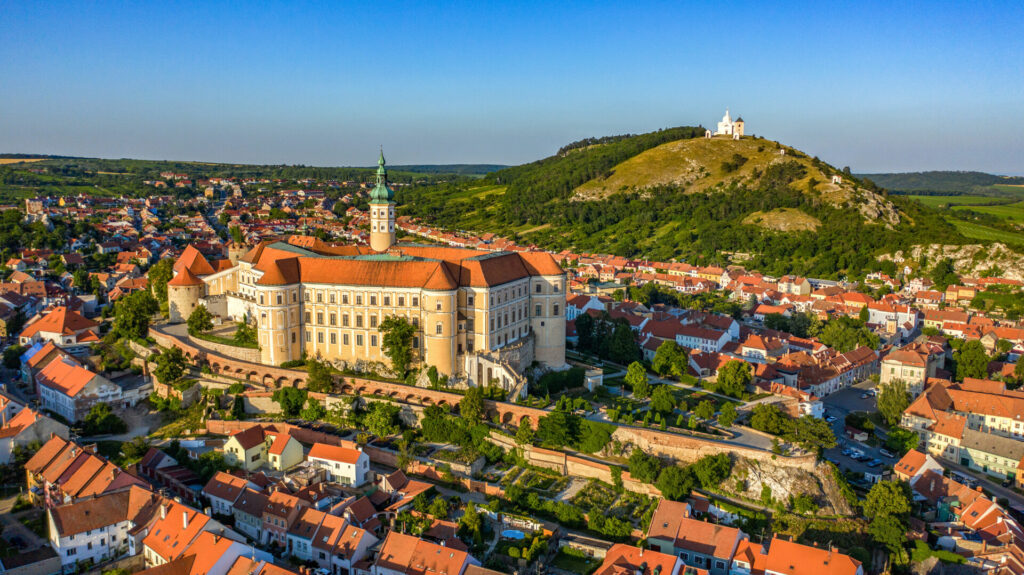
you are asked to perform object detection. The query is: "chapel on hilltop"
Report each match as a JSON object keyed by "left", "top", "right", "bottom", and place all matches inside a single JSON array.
[{"left": 711, "top": 109, "right": 745, "bottom": 139}]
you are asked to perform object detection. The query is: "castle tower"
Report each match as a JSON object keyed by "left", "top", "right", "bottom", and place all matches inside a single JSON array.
[
  {"left": 167, "top": 267, "right": 204, "bottom": 323},
  {"left": 227, "top": 241, "right": 248, "bottom": 266},
  {"left": 368, "top": 149, "right": 396, "bottom": 252}
]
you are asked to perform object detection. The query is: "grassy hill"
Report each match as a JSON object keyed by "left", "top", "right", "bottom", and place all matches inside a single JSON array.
[{"left": 400, "top": 128, "right": 983, "bottom": 278}]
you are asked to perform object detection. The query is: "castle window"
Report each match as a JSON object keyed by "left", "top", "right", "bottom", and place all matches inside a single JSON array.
[
  {"left": 554, "top": 304, "right": 560, "bottom": 315},
  {"left": 329, "top": 313, "right": 336, "bottom": 326},
  {"left": 304, "top": 292, "right": 310, "bottom": 302},
  {"left": 317, "top": 312, "right": 323, "bottom": 324},
  {"left": 504, "top": 313, "right": 508, "bottom": 325},
  {"left": 535, "top": 304, "right": 542, "bottom": 317},
  {"left": 467, "top": 318, "right": 474, "bottom": 331},
  {"left": 398, "top": 296, "right": 405, "bottom": 307},
  {"left": 330, "top": 333, "right": 336, "bottom": 344},
  {"left": 468, "top": 295, "right": 474, "bottom": 306},
  {"left": 317, "top": 332, "right": 324, "bottom": 343},
  {"left": 343, "top": 334, "right": 349, "bottom": 345},
  {"left": 490, "top": 318, "right": 494, "bottom": 331},
  {"left": 412, "top": 297, "right": 419, "bottom": 306},
  {"left": 291, "top": 333, "right": 296, "bottom": 344},
  {"left": 467, "top": 339, "right": 473, "bottom": 352},
  {"left": 370, "top": 335, "right": 377, "bottom": 347},
  {"left": 356, "top": 334, "right": 363, "bottom": 346},
  {"left": 305, "top": 312, "right": 310, "bottom": 323},
  {"left": 535, "top": 284, "right": 542, "bottom": 293},
  {"left": 317, "top": 292, "right": 323, "bottom": 303},
  {"left": 342, "top": 294, "right": 349, "bottom": 304},
  {"left": 435, "top": 323, "right": 443, "bottom": 335},
  {"left": 261, "top": 312, "right": 267, "bottom": 325},
  {"left": 343, "top": 314, "right": 349, "bottom": 327},
  {"left": 329, "top": 293, "right": 336, "bottom": 303},
  {"left": 370, "top": 316, "right": 378, "bottom": 328},
  {"left": 305, "top": 331, "right": 311, "bottom": 342},
  {"left": 292, "top": 292, "right": 297, "bottom": 302},
  {"left": 412, "top": 337, "right": 418, "bottom": 349},
  {"left": 370, "top": 296, "right": 377, "bottom": 306},
  {"left": 356, "top": 315, "right": 363, "bottom": 328},
  {"left": 412, "top": 317, "right": 419, "bottom": 326},
  {"left": 384, "top": 296, "right": 390, "bottom": 306},
  {"left": 260, "top": 295, "right": 265, "bottom": 305},
  {"left": 489, "top": 295, "right": 494, "bottom": 306},
  {"left": 436, "top": 301, "right": 442, "bottom": 311},
  {"left": 356, "top": 295, "right": 362, "bottom": 305},
  {"left": 277, "top": 294, "right": 282, "bottom": 305}
]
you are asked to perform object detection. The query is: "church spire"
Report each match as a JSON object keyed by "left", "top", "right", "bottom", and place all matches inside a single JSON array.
[{"left": 369, "top": 147, "right": 393, "bottom": 204}]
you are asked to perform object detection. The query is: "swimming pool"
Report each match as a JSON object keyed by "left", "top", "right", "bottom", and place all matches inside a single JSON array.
[{"left": 501, "top": 529, "right": 526, "bottom": 540}]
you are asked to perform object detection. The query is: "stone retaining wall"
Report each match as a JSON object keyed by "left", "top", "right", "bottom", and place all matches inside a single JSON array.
[{"left": 187, "top": 334, "right": 261, "bottom": 363}]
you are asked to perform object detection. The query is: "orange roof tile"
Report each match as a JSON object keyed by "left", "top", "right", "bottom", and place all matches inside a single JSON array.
[
  {"left": 36, "top": 357, "right": 96, "bottom": 397},
  {"left": 308, "top": 442, "right": 363, "bottom": 464},
  {"left": 168, "top": 266, "right": 204, "bottom": 287},
  {"left": 20, "top": 306, "right": 98, "bottom": 339}
]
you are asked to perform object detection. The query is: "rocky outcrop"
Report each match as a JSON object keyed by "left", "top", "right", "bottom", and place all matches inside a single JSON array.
[
  {"left": 733, "top": 458, "right": 854, "bottom": 516},
  {"left": 880, "top": 243, "right": 1024, "bottom": 281}
]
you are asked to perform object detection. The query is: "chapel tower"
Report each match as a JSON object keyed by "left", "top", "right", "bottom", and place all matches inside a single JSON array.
[{"left": 369, "top": 149, "right": 396, "bottom": 252}]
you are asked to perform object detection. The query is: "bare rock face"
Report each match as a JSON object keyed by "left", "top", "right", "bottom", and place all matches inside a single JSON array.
[
  {"left": 733, "top": 458, "right": 854, "bottom": 516},
  {"left": 880, "top": 243, "right": 1024, "bottom": 281}
]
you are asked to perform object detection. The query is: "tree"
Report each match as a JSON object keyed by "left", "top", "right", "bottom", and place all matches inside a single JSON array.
[
  {"left": 148, "top": 258, "right": 174, "bottom": 304},
  {"left": 458, "top": 502, "right": 484, "bottom": 546},
  {"left": 655, "top": 465, "right": 695, "bottom": 501},
  {"left": 363, "top": 402, "right": 401, "bottom": 437},
  {"left": 231, "top": 395, "right": 246, "bottom": 420},
  {"left": 650, "top": 385, "right": 676, "bottom": 414},
  {"left": 715, "top": 361, "right": 752, "bottom": 398},
  {"left": 628, "top": 450, "right": 661, "bottom": 483},
  {"left": 82, "top": 402, "right": 127, "bottom": 435},
  {"left": 694, "top": 400, "right": 715, "bottom": 420},
  {"left": 300, "top": 398, "right": 326, "bottom": 420},
  {"left": 2, "top": 344, "right": 25, "bottom": 370},
  {"left": 608, "top": 321, "right": 641, "bottom": 365},
  {"left": 864, "top": 480, "right": 912, "bottom": 564},
  {"left": 187, "top": 304, "right": 213, "bottom": 335},
  {"left": 877, "top": 380, "right": 910, "bottom": 426},
  {"left": 719, "top": 402, "right": 737, "bottom": 427},
  {"left": 930, "top": 258, "right": 960, "bottom": 291},
  {"left": 428, "top": 497, "right": 449, "bottom": 519},
  {"left": 886, "top": 428, "right": 920, "bottom": 455},
  {"left": 305, "top": 358, "right": 335, "bottom": 393},
  {"left": 575, "top": 313, "right": 595, "bottom": 353},
  {"left": 750, "top": 403, "right": 792, "bottom": 435},
  {"left": 652, "top": 341, "right": 687, "bottom": 377},
  {"left": 111, "top": 289, "right": 159, "bottom": 340},
  {"left": 859, "top": 305, "right": 869, "bottom": 323},
  {"left": 460, "top": 386, "right": 484, "bottom": 426},
  {"left": 787, "top": 416, "right": 837, "bottom": 452},
  {"left": 1016, "top": 360, "right": 1024, "bottom": 383},
  {"left": 956, "top": 339, "right": 990, "bottom": 381},
  {"left": 272, "top": 387, "right": 308, "bottom": 417},
  {"left": 691, "top": 454, "right": 731, "bottom": 488},
  {"left": 153, "top": 347, "right": 187, "bottom": 385},
  {"left": 515, "top": 421, "right": 535, "bottom": 445},
  {"left": 379, "top": 316, "right": 415, "bottom": 377},
  {"left": 625, "top": 362, "right": 650, "bottom": 398},
  {"left": 233, "top": 320, "right": 257, "bottom": 346}
]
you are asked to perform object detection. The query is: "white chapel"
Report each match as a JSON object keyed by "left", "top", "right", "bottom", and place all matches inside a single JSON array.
[{"left": 714, "top": 109, "right": 745, "bottom": 137}]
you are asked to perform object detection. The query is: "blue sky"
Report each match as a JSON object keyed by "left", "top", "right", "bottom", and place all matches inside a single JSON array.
[{"left": 1, "top": 1, "right": 1022, "bottom": 173}]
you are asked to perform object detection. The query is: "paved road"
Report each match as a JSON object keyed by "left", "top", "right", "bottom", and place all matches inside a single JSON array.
[
  {"left": 937, "top": 459, "right": 1024, "bottom": 508},
  {"left": 820, "top": 379, "right": 897, "bottom": 477}
]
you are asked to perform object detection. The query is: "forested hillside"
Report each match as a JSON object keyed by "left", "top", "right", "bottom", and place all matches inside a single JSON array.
[
  {"left": 860, "top": 171, "right": 1024, "bottom": 194},
  {"left": 400, "top": 129, "right": 980, "bottom": 279}
]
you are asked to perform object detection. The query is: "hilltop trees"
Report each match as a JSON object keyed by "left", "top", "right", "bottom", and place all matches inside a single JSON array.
[
  {"left": 625, "top": 362, "right": 650, "bottom": 398},
  {"left": 111, "top": 289, "right": 159, "bottom": 340},
  {"left": 715, "top": 360, "right": 752, "bottom": 398}
]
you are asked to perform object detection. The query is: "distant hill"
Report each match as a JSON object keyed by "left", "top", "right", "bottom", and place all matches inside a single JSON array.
[
  {"left": 400, "top": 127, "right": 977, "bottom": 278},
  {"left": 387, "top": 164, "right": 508, "bottom": 176},
  {"left": 858, "top": 171, "right": 1024, "bottom": 195}
]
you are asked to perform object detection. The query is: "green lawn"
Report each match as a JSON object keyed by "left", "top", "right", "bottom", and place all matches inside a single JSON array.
[
  {"left": 910, "top": 540, "right": 965, "bottom": 564},
  {"left": 552, "top": 549, "right": 601, "bottom": 575}
]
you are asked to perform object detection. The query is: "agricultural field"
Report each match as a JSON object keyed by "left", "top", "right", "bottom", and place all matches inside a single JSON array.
[
  {"left": 951, "top": 201, "right": 1024, "bottom": 222},
  {"left": 907, "top": 194, "right": 1010, "bottom": 208},
  {"left": 946, "top": 217, "right": 1024, "bottom": 245}
]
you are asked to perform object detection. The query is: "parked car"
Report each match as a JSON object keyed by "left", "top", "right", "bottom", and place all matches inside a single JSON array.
[
  {"left": 868, "top": 459, "right": 883, "bottom": 467},
  {"left": 860, "top": 393, "right": 870, "bottom": 399},
  {"left": 826, "top": 416, "right": 837, "bottom": 423},
  {"left": 880, "top": 449, "right": 895, "bottom": 458}
]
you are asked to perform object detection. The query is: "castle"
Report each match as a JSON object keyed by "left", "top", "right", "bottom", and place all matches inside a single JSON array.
[
  {"left": 166, "top": 152, "right": 567, "bottom": 391},
  {"left": 714, "top": 109, "right": 745, "bottom": 138}
]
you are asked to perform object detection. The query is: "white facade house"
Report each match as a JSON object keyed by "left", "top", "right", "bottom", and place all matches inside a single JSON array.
[
  {"left": 306, "top": 443, "right": 370, "bottom": 487},
  {"left": 675, "top": 326, "right": 731, "bottom": 353}
]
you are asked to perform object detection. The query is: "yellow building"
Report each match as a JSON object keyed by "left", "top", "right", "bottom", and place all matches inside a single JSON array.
[
  {"left": 267, "top": 431, "right": 303, "bottom": 471},
  {"left": 223, "top": 426, "right": 271, "bottom": 471},
  {"left": 165, "top": 152, "right": 567, "bottom": 392}
]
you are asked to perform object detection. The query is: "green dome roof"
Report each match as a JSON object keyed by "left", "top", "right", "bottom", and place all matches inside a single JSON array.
[{"left": 369, "top": 149, "right": 394, "bottom": 203}]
